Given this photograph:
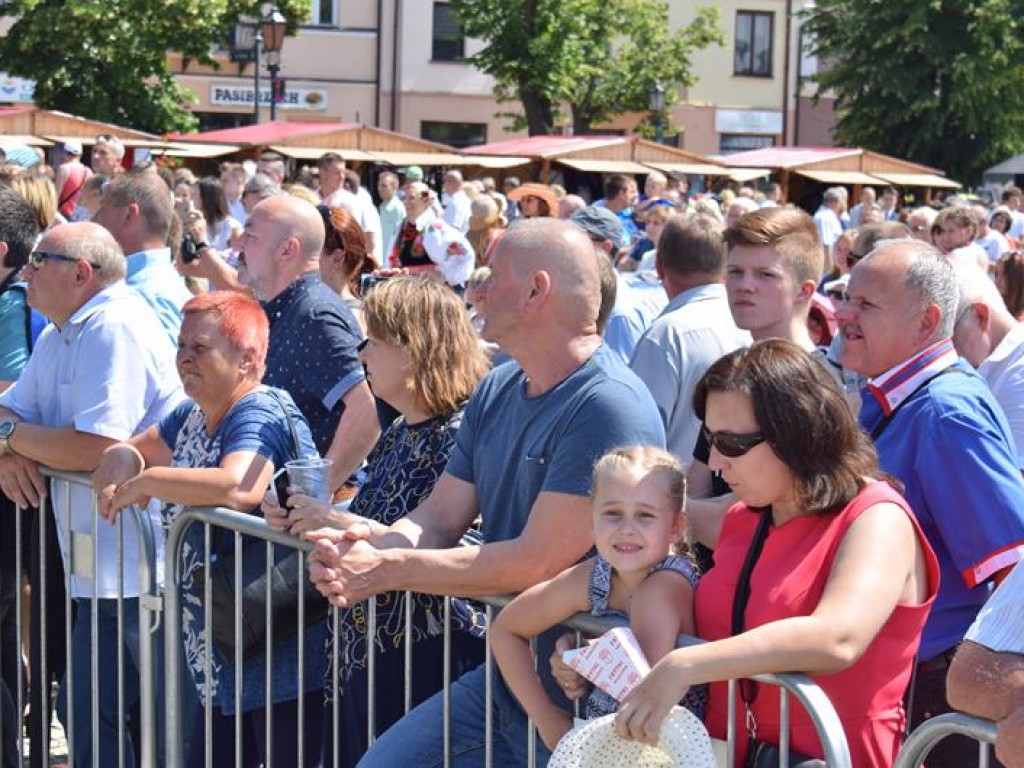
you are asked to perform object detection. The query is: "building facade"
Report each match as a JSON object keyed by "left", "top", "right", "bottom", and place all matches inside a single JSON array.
[{"left": 167, "top": 0, "right": 836, "bottom": 152}]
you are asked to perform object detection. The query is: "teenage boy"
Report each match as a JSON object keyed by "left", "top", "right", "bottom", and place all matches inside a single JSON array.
[{"left": 687, "top": 207, "right": 824, "bottom": 550}]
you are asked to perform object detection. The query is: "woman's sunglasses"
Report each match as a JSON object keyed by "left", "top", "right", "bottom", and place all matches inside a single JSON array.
[{"left": 702, "top": 427, "right": 766, "bottom": 458}]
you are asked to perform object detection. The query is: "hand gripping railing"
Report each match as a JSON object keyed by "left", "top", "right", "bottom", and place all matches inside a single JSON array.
[
  {"left": 163, "top": 506, "right": 853, "bottom": 768},
  {"left": 893, "top": 712, "right": 997, "bottom": 768}
]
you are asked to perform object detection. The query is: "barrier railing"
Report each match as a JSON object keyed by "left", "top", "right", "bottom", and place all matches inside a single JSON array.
[
  {"left": 893, "top": 712, "right": 997, "bottom": 768},
  {"left": 1, "top": 468, "right": 161, "bottom": 768},
  {"left": 164, "top": 506, "right": 853, "bottom": 768}
]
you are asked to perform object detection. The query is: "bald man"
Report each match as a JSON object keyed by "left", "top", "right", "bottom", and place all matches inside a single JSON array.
[
  {"left": 307, "top": 219, "right": 665, "bottom": 767},
  {"left": 237, "top": 196, "right": 379, "bottom": 493},
  {"left": 442, "top": 169, "right": 472, "bottom": 233}
]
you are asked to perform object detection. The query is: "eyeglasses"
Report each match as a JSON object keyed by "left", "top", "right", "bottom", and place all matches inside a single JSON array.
[
  {"left": 847, "top": 251, "right": 866, "bottom": 265},
  {"left": 702, "top": 427, "right": 766, "bottom": 458},
  {"left": 826, "top": 289, "right": 846, "bottom": 302},
  {"left": 28, "top": 251, "right": 100, "bottom": 270}
]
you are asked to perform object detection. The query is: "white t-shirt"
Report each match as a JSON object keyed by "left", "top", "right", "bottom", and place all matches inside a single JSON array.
[
  {"left": 813, "top": 206, "right": 842, "bottom": 248},
  {"left": 323, "top": 187, "right": 383, "bottom": 261},
  {"left": 978, "top": 321, "right": 1024, "bottom": 469},
  {"left": 965, "top": 548, "right": 1024, "bottom": 653},
  {"left": 977, "top": 230, "right": 1010, "bottom": 263},
  {"left": 443, "top": 190, "right": 472, "bottom": 234}
]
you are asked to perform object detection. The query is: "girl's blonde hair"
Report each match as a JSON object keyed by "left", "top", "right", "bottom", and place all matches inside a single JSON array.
[{"left": 591, "top": 445, "right": 687, "bottom": 515}]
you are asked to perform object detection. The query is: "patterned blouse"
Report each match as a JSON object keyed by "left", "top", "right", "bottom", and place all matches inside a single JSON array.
[{"left": 333, "top": 408, "right": 485, "bottom": 690}]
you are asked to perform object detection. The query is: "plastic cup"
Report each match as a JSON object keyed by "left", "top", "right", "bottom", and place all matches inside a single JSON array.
[{"left": 285, "top": 458, "right": 334, "bottom": 502}]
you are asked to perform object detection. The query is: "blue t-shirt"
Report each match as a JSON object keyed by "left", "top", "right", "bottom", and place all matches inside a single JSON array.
[
  {"left": 446, "top": 343, "right": 665, "bottom": 702},
  {"left": 158, "top": 386, "right": 326, "bottom": 713},
  {"left": 446, "top": 343, "right": 666, "bottom": 546},
  {"left": 262, "top": 271, "right": 365, "bottom": 456},
  {"left": 861, "top": 360, "right": 1024, "bottom": 660}
]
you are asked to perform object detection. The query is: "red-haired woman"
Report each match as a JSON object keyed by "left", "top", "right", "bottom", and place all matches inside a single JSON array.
[
  {"left": 318, "top": 204, "right": 378, "bottom": 330},
  {"left": 93, "top": 291, "right": 327, "bottom": 768}
]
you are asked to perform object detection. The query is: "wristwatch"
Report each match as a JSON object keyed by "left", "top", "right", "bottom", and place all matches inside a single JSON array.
[{"left": 0, "top": 419, "right": 18, "bottom": 455}]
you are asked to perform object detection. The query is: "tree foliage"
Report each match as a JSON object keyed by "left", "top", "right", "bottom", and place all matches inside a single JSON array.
[
  {"left": 803, "top": 0, "right": 1024, "bottom": 184},
  {"left": 0, "top": 0, "right": 310, "bottom": 135},
  {"left": 451, "top": 0, "right": 721, "bottom": 136}
]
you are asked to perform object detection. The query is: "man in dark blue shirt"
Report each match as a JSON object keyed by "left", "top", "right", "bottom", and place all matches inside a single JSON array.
[{"left": 237, "top": 195, "right": 379, "bottom": 494}]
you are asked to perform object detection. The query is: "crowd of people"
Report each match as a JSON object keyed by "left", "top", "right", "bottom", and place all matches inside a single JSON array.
[{"left": 0, "top": 137, "right": 1022, "bottom": 768}]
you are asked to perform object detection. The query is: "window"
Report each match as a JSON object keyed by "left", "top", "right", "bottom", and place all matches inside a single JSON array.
[
  {"left": 310, "top": 0, "right": 335, "bottom": 26},
  {"left": 421, "top": 121, "right": 486, "bottom": 149},
  {"left": 432, "top": 3, "right": 465, "bottom": 61},
  {"left": 734, "top": 11, "right": 773, "bottom": 77}
]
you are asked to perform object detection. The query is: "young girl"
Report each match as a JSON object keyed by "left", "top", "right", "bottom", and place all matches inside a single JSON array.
[{"left": 491, "top": 445, "right": 703, "bottom": 751}]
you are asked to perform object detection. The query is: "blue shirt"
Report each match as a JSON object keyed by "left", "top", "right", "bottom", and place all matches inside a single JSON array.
[
  {"left": 262, "top": 271, "right": 365, "bottom": 456},
  {"left": 124, "top": 247, "right": 193, "bottom": 346},
  {"left": 0, "top": 281, "right": 183, "bottom": 597},
  {"left": 447, "top": 343, "right": 665, "bottom": 546},
  {"left": 0, "top": 278, "right": 30, "bottom": 381},
  {"left": 158, "top": 387, "right": 326, "bottom": 713},
  {"left": 603, "top": 272, "right": 668, "bottom": 365},
  {"left": 861, "top": 355, "right": 1024, "bottom": 660}
]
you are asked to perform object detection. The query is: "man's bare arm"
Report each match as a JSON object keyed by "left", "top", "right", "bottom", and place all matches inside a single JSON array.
[
  {"left": 948, "top": 640, "right": 1024, "bottom": 723},
  {"left": 324, "top": 381, "right": 380, "bottom": 491},
  {"left": 309, "top": 487, "right": 594, "bottom": 606}
]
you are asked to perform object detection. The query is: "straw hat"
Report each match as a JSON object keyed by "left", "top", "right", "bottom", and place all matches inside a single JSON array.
[
  {"left": 507, "top": 183, "right": 560, "bottom": 216},
  {"left": 549, "top": 708, "right": 716, "bottom": 768}
]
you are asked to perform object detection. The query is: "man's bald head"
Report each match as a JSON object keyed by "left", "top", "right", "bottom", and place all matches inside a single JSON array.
[
  {"left": 251, "top": 194, "right": 325, "bottom": 261},
  {"left": 498, "top": 219, "right": 602, "bottom": 331}
]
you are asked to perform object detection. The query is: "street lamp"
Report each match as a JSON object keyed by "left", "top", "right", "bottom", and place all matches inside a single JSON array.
[
  {"left": 261, "top": 7, "right": 287, "bottom": 121},
  {"left": 648, "top": 83, "right": 666, "bottom": 144}
]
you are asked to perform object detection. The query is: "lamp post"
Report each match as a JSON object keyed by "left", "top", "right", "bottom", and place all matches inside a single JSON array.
[
  {"left": 253, "top": 25, "right": 263, "bottom": 124},
  {"left": 648, "top": 83, "right": 666, "bottom": 144},
  {"left": 261, "top": 7, "right": 287, "bottom": 121}
]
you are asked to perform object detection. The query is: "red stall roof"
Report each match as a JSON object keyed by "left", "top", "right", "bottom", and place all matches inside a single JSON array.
[
  {"left": 170, "top": 121, "right": 355, "bottom": 145},
  {"left": 718, "top": 146, "right": 863, "bottom": 168},
  {"left": 463, "top": 135, "right": 627, "bottom": 158}
]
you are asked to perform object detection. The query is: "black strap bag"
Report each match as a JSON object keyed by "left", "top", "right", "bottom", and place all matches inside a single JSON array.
[
  {"left": 196, "top": 389, "right": 331, "bottom": 661},
  {"left": 733, "top": 509, "right": 826, "bottom": 768}
]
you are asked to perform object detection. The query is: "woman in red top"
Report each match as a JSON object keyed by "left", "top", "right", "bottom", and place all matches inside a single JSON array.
[{"left": 615, "top": 340, "right": 939, "bottom": 768}]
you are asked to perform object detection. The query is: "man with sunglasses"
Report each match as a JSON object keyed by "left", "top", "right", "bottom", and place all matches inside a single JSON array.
[
  {"left": 838, "top": 239, "right": 1024, "bottom": 768},
  {"left": 0, "top": 222, "right": 182, "bottom": 768}
]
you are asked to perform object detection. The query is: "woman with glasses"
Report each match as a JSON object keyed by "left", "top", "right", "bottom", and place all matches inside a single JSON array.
[{"left": 615, "top": 340, "right": 938, "bottom": 768}]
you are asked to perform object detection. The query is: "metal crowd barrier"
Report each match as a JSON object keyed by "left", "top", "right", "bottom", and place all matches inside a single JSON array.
[
  {"left": 2, "top": 468, "right": 161, "bottom": 768},
  {"left": 164, "top": 505, "right": 853, "bottom": 768},
  {"left": 893, "top": 712, "right": 997, "bottom": 768}
]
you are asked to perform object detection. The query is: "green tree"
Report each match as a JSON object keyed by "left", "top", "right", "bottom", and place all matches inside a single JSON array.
[
  {"left": 0, "top": 0, "right": 310, "bottom": 135},
  {"left": 803, "top": 0, "right": 1024, "bottom": 184},
  {"left": 451, "top": 0, "right": 721, "bottom": 136}
]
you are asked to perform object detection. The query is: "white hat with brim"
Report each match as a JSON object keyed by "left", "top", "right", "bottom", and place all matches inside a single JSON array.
[{"left": 548, "top": 708, "right": 716, "bottom": 768}]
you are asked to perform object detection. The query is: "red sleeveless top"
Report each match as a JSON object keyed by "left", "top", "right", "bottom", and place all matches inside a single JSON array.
[{"left": 695, "top": 481, "right": 939, "bottom": 768}]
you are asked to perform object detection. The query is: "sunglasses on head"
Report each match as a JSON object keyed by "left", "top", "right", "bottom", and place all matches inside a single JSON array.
[{"left": 702, "top": 427, "right": 766, "bottom": 458}]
